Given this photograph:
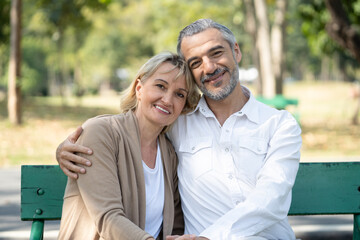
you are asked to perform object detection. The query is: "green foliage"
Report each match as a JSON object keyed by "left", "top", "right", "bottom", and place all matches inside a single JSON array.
[
  {"left": 0, "top": 0, "right": 10, "bottom": 45},
  {"left": 298, "top": 0, "right": 360, "bottom": 57},
  {"left": 2, "top": 0, "right": 359, "bottom": 97},
  {"left": 21, "top": 37, "right": 49, "bottom": 95},
  {"left": 298, "top": 0, "right": 360, "bottom": 80}
]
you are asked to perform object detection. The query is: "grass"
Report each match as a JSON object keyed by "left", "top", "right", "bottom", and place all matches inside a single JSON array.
[{"left": 0, "top": 81, "right": 359, "bottom": 166}]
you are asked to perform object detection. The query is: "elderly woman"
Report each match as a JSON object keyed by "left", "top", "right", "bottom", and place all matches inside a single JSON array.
[{"left": 58, "top": 52, "right": 199, "bottom": 240}]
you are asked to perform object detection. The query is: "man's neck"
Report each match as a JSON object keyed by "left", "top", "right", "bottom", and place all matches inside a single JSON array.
[{"left": 205, "top": 83, "right": 248, "bottom": 126}]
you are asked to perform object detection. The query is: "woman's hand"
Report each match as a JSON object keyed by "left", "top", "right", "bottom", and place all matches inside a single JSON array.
[{"left": 166, "top": 235, "right": 208, "bottom": 240}]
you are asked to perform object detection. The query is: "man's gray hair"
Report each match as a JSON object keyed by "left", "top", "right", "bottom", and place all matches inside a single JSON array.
[{"left": 177, "top": 19, "right": 237, "bottom": 58}]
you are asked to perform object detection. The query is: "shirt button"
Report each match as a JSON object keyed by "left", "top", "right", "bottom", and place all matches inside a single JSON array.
[
  {"left": 235, "top": 201, "right": 241, "bottom": 205},
  {"left": 225, "top": 148, "right": 229, "bottom": 152},
  {"left": 225, "top": 129, "right": 229, "bottom": 133},
  {"left": 228, "top": 174, "right": 233, "bottom": 179},
  {"left": 192, "top": 147, "right": 195, "bottom": 151},
  {"left": 257, "top": 147, "right": 262, "bottom": 152}
]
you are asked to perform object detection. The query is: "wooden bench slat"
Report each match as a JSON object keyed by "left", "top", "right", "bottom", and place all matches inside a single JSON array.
[
  {"left": 289, "top": 162, "right": 360, "bottom": 215},
  {"left": 21, "top": 165, "right": 67, "bottom": 220}
]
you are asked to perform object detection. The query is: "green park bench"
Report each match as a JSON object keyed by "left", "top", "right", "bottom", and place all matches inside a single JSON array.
[
  {"left": 257, "top": 94, "right": 299, "bottom": 110},
  {"left": 21, "top": 162, "right": 360, "bottom": 239},
  {"left": 257, "top": 94, "right": 300, "bottom": 122}
]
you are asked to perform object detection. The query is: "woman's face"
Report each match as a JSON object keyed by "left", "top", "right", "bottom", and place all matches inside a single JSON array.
[{"left": 135, "top": 62, "right": 188, "bottom": 129}]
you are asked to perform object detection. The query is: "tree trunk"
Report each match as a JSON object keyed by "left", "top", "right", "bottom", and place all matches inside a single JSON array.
[
  {"left": 271, "top": 0, "right": 287, "bottom": 95},
  {"left": 254, "top": 0, "right": 275, "bottom": 98},
  {"left": 325, "top": 0, "right": 360, "bottom": 63},
  {"left": 8, "top": 0, "right": 22, "bottom": 125},
  {"left": 352, "top": 83, "right": 360, "bottom": 125},
  {"left": 244, "top": 0, "right": 262, "bottom": 95}
]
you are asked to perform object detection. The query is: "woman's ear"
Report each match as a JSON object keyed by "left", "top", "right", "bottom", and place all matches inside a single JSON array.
[{"left": 135, "top": 78, "right": 142, "bottom": 100}]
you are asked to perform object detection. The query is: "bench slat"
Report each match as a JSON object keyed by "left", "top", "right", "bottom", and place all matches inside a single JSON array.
[
  {"left": 21, "top": 165, "right": 67, "bottom": 220},
  {"left": 289, "top": 162, "right": 360, "bottom": 215}
]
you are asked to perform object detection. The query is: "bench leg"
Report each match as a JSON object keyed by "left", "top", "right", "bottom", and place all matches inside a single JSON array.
[
  {"left": 354, "top": 214, "right": 360, "bottom": 240},
  {"left": 30, "top": 220, "right": 44, "bottom": 240}
]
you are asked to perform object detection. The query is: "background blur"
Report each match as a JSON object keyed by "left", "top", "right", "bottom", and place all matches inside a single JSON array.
[{"left": 1, "top": 0, "right": 360, "bottom": 166}]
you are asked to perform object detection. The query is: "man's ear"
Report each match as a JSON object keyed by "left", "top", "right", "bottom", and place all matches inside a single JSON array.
[{"left": 234, "top": 42, "right": 242, "bottom": 63}]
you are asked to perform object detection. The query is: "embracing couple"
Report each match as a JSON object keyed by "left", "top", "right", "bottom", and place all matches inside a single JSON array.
[{"left": 55, "top": 19, "right": 302, "bottom": 240}]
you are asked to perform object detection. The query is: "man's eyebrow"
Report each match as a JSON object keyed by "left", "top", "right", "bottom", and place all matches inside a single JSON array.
[
  {"left": 209, "top": 45, "right": 225, "bottom": 52},
  {"left": 186, "top": 45, "right": 225, "bottom": 66}
]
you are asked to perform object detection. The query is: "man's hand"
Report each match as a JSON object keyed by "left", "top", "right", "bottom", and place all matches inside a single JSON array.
[{"left": 56, "top": 126, "right": 93, "bottom": 179}]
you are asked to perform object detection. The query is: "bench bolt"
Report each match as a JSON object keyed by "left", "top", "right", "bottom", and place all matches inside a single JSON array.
[
  {"left": 35, "top": 209, "right": 43, "bottom": 215},
  {"left": 37, "top": 188, "right": 44, "bottom": 195}
]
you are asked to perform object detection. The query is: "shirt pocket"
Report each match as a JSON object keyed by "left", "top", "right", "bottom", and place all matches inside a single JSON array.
[
  {"left": 236, "top": 138, "right": 268, "bottom": 178},
  {"left": 178, "top": 137, "right": 213, "bottom": 179}
]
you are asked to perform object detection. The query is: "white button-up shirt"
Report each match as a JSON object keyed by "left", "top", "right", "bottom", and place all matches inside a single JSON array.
[{"left": 168, "top": 86, "right": 302, "bottom": 239}]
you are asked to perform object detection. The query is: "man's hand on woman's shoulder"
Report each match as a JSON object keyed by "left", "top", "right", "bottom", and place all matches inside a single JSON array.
[{"left": 56, "top": 126, "right": 93, "bottom": 179}]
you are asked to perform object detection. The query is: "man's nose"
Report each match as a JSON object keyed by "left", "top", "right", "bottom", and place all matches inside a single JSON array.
[{"left": 203, "top": 58, "right": 216, "bottom": 74}]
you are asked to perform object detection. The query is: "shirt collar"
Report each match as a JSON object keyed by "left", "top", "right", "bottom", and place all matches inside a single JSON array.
[
  {"left": 187, "top": 96, "right": 214, "bottom": 118},
  {"left": 236, "top": 86, "right": 260, "bottom": 124},
  {"left": 187, "top": 85, "right": 261, "bottom": 124}
]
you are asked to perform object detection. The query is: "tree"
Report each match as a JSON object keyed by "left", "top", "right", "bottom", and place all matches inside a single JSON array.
[
  {"left": 325, "top": 0, "right": 360, "bottom": 124},
  {"left": 245, "top": 0, "right": 288, "bottom": 97},
  {"left": 299, "top": 0, "right": 360, "bottom": 124},
  {"left": 8, "top": 0, "right": 22, "bottom": 125},
  {"left": 324, "top": 0, "right": 360, "bottom": 63},
  {"left": 271, "top": 0, "right": 287, "bottom": 95},
  {"left": 254, "top": 0, "right": 275, "bottom": 98}
]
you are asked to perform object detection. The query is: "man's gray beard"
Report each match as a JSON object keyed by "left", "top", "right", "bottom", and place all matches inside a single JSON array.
[{"left": 199, "top": 67, "right": 239, "bottom": 101}]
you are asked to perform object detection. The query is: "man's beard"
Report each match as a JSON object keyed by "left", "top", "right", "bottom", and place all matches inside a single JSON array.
[{"left": 199, "top": 66, "right": 239, "bottom": 101}]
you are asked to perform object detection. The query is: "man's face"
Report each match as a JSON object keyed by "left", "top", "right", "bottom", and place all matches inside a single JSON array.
[{"left": 180, "top": 28, "right": 242, "bottom": 101}]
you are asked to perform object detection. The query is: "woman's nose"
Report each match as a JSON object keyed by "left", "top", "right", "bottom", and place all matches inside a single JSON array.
[{"left": 161, "top": 92, "right": 173, "bottom": 105}]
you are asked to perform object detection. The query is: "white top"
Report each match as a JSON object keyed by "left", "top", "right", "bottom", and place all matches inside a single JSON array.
[
  {"left": 142, "top": 143, "right": 164, "bottom": 238},
  {"left": 168, "top": 86, "right": 302, "bottom": 239}
]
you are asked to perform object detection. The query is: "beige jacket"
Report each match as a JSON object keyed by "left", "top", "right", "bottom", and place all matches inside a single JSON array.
[{"left": 58, "top": 111, "right": 184, "bottom": 240}]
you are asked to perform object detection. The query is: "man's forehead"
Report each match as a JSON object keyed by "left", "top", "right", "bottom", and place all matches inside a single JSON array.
[{"left": 180, "top": 28, "right": 226, "bottom": 58}]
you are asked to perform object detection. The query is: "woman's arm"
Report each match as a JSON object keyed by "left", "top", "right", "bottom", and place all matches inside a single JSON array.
[{"left": 74, "top": 117, "right": 152, "bottom": 240}]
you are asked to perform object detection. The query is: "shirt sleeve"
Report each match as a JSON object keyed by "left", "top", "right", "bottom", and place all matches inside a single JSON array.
[
  {"left": 200, "top": 112, "right": 302, "bottom": 239},
  {"left": 75, "top": 118, "right": 153, "bottom": 240}
]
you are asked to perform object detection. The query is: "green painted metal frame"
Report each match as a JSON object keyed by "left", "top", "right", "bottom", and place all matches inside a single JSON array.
[{"left": 21, "top": 163, "right": 360, "bottom": 239}]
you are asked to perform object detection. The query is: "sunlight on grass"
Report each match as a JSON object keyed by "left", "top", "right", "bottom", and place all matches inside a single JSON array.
[{"left": 0, "top": 81, "right": 360, "bottom": 166}]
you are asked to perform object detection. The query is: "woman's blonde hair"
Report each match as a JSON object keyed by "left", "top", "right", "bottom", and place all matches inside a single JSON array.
[{"left": 119, "top": 52, "right": 200, "bottom": 115}]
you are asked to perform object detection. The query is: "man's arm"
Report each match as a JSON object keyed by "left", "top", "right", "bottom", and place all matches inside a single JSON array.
[
  {"left": 56, "top": 126, "right": 93, "bottom": 179},
  {"left": 200, "top": 112, "right": 302, "bottom": 239}
]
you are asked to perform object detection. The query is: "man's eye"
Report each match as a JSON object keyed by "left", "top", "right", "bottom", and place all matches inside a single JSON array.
[
  {"left": 213, "top": 51, "right": 222, "bottom": 57},
  {"left": 190, "top": 61, "right": 201, "bottom": 69}
]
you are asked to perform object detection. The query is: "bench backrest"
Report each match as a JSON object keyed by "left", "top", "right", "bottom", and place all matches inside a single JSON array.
[{"left": 289, "top": 162, "right": 360, "bottom": 215}]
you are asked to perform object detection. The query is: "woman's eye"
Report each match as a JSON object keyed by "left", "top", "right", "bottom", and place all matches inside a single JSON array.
[
  {"left": 176, "top": 92, "right": 185, "bottom": 98},
  {"left": 156, "top": 84, "right": 165, "bottom": 89}
]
